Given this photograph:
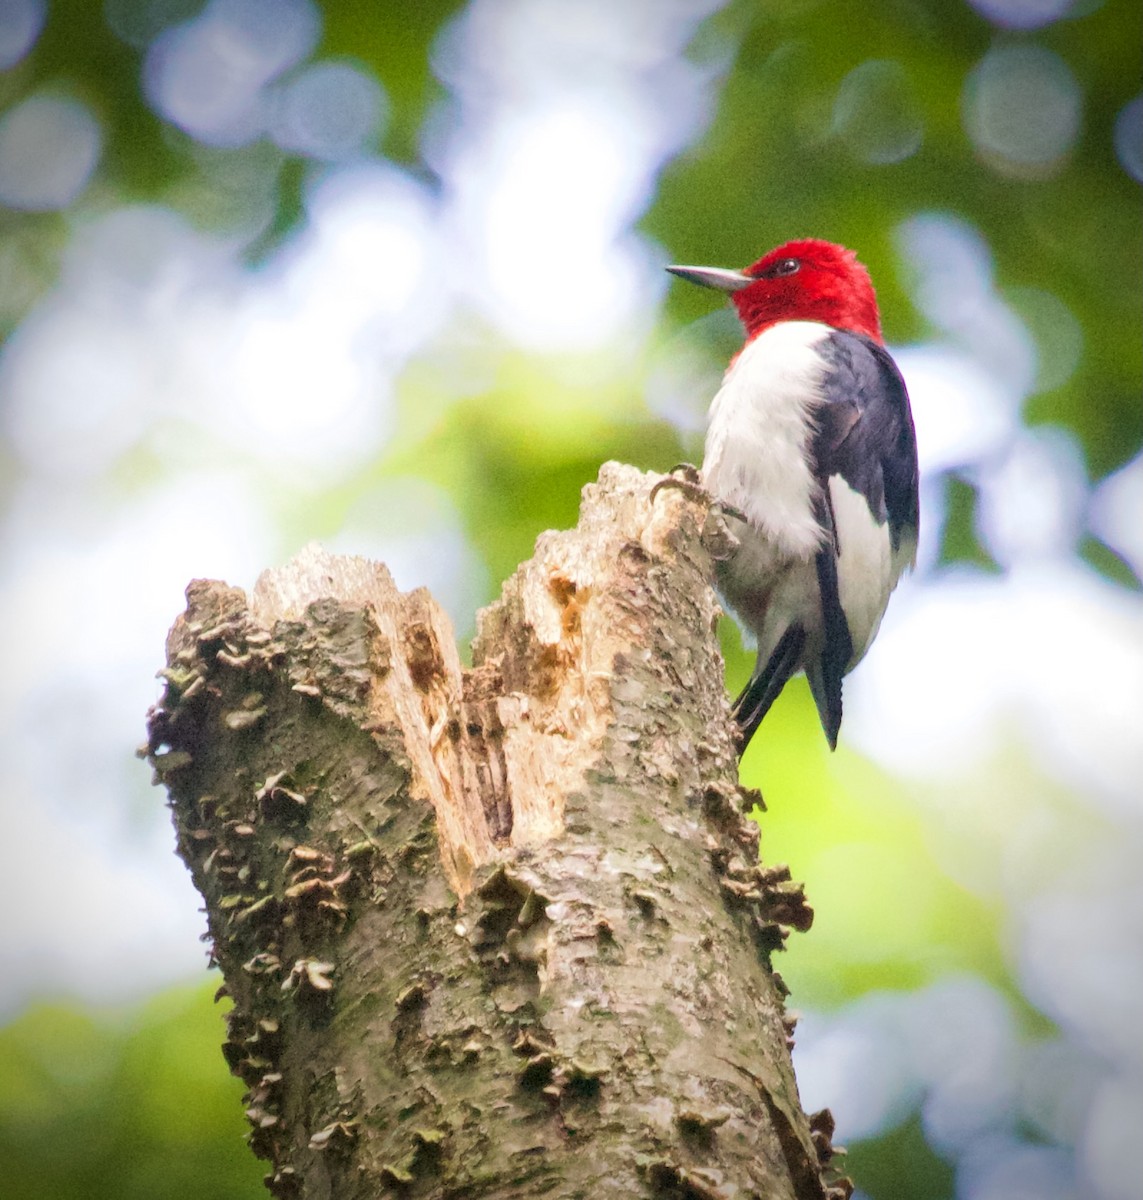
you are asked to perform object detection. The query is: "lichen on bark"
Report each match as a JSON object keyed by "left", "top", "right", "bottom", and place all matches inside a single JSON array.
[{"left": 145, "top": 461, "right": 850, "bottom": 1199}]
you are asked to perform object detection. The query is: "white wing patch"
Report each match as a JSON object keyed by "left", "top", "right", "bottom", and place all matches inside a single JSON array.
[{"left": 829, "top": 476, "right": 894, "bottom": 666}]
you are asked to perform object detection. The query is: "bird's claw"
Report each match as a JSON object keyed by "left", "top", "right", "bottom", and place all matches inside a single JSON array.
[
  {"left": 667, "top": 462, "right": 703, "bottom": 485},
  {"left": 711, "top": 499, "right": 746, "bottom": 525},
  {"left": 650, "top": 466, "right": 744, "bottom": 560},
  {"left": 649, "top": 463, "right": 707, "bottom": 506},
  {"left": 701, "top": 504, "right": 743, "bottom": 561}
]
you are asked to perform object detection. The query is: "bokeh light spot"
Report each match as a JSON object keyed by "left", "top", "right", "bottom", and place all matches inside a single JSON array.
[
  {"left": 430, "top": 0, "right": 720, "bottom": 351},
  {"left": 894, "top": 346, "right": 1018, "bottom": 475},
  {"left": 794, "top": 1000, "right": 920, "bottom": 1141},
  {"left": 270, "top": 60, "right": 387, "bottom": 160},
  {"left": 1082, "top": 1074, "right": 1143, "bottom": 1200},
  {"left": 1113, "top": 94, "right": 1143, "bottom": 183},
  {"left": 1090, "top": 453, "right": 1143, "bottom": 580},
  {"left": 0, "top": 93, "right": 102, "bottom": 211},
  {"left": 957, "top": 1139, "right": 1078, "bottom": 1200},
  {"left": 143, "top": 0, "right": 321, "bottom": 147},
  {"left": 975, "top": 425, "right": 1088, "bottom": 566},
  {"left": 965, "top": 0, "right": 1077, "bottom": 30},
  {"left": 0, "top": 0, "right": 45, "bottom": 69},
  {"left": 451, "top": 100, "right": 662, "bottom": 349},
  {"left": 832, "top": 60, "right": 923, "bottom": 164},
  {"left": 963, "top": 45, "right": 1081, "bottom": 177},
  {"left": 895, "top": 212, "right": 1038, "bottom": 399},
  {"left": 909, "top": 978, "right": 1021, "bottom": 1154}
]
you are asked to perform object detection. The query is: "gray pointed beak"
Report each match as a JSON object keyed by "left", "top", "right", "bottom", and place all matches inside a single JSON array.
[{"left": 666, "top": 265, "right": 752, "bottom": 293}]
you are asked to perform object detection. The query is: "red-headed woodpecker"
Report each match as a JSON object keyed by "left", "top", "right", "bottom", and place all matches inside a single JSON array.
[{"left": 666, "top": 239, "right": 919, "bottom": 752}]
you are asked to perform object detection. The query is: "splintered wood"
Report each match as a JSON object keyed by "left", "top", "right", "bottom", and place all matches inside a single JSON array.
[{"left": 244, "top": 462, "right": 730, "bottom": 897}]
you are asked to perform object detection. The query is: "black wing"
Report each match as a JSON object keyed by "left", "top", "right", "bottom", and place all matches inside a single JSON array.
[
  {"left": 813, "top": 332, "right": 919, "bottom": 550},
  {"left": 807, "top": 332, "right": 919, "bottom": 747}
]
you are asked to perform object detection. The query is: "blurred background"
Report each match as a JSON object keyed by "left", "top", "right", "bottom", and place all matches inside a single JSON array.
[{"left": 0, "top": 1, "right": 1139, "bottom": 1196}]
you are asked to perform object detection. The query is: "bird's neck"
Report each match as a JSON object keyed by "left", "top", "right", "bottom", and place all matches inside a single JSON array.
[{"left": 735, "top": 292, "right": 883, "bottom": 345}]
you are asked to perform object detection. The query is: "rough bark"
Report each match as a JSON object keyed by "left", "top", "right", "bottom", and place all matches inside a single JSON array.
[{"left": 144, "top": 461, "right": 850, "bottom": 1200}]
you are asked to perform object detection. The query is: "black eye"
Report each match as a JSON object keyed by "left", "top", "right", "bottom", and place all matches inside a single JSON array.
[{"left": 758, "top": 257, "right": 801, "bottom": 279}]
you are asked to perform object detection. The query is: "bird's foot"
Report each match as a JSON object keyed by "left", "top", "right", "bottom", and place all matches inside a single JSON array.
[
  {"left": 649, "top": 463, "right": 705, "bottom": 505},
  {"left": 650, "top": 467, "right": 744, "bottom": 560},
  {"left": 702, "top": 506, "right": 742, "bottom": 562},
  {"left": 711, "top": 498, "right": 746, "bottom": 525},
  {"left": 651, "top": 465, "right": 747, "bottom": 521}
]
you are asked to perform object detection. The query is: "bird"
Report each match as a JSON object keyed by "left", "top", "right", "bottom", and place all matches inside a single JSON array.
[{"left": 665, "top": 239, "right": 919, "bottom": 753}]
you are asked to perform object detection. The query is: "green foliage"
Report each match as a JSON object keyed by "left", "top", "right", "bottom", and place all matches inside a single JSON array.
[
  {"left": 390, "top": 351, "right": 686, "bottom": 587},
  {"left": 845, "top": 1114, "right": 956, "bottom": 1200},
  {"left": 0, "top": 986, "right": 262, "bottom": 1200},
  {"left": 940, "top": 476, "right": 1000, "bottom": 574},
  {"left": 32, "top": 0, "right": 179, "bottom": 195}
]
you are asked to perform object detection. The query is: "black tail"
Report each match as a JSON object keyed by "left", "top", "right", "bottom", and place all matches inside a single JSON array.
[
  {"left": 806, "top": 543, "right": 853, "bottom": 751},
  {"left": 732, "top": 624, "right": 806, "bottom": 755}
]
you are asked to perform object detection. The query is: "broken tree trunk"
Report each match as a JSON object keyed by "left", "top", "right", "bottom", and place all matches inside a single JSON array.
[{"left": 145, "top": 461, "right": 849, "bottom": 1199}]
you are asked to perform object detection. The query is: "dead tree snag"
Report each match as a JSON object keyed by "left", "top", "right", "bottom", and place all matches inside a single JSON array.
[{"left": 145, "top": 461, "right": 849, "bottom": 1199}]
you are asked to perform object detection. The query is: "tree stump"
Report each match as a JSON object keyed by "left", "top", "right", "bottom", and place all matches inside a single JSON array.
[{"left": 144, "top": 461, "right": 848, "bottom": 1199}]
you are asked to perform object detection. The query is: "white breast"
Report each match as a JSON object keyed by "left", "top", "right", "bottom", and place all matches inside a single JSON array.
[{"left": 700, "top": 321, "right": 833, "bottom": 561}]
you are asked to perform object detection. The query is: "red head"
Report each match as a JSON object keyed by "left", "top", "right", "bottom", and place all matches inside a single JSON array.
[{"left": 667, "top": 239, "right": 883, "bottom": 344}]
